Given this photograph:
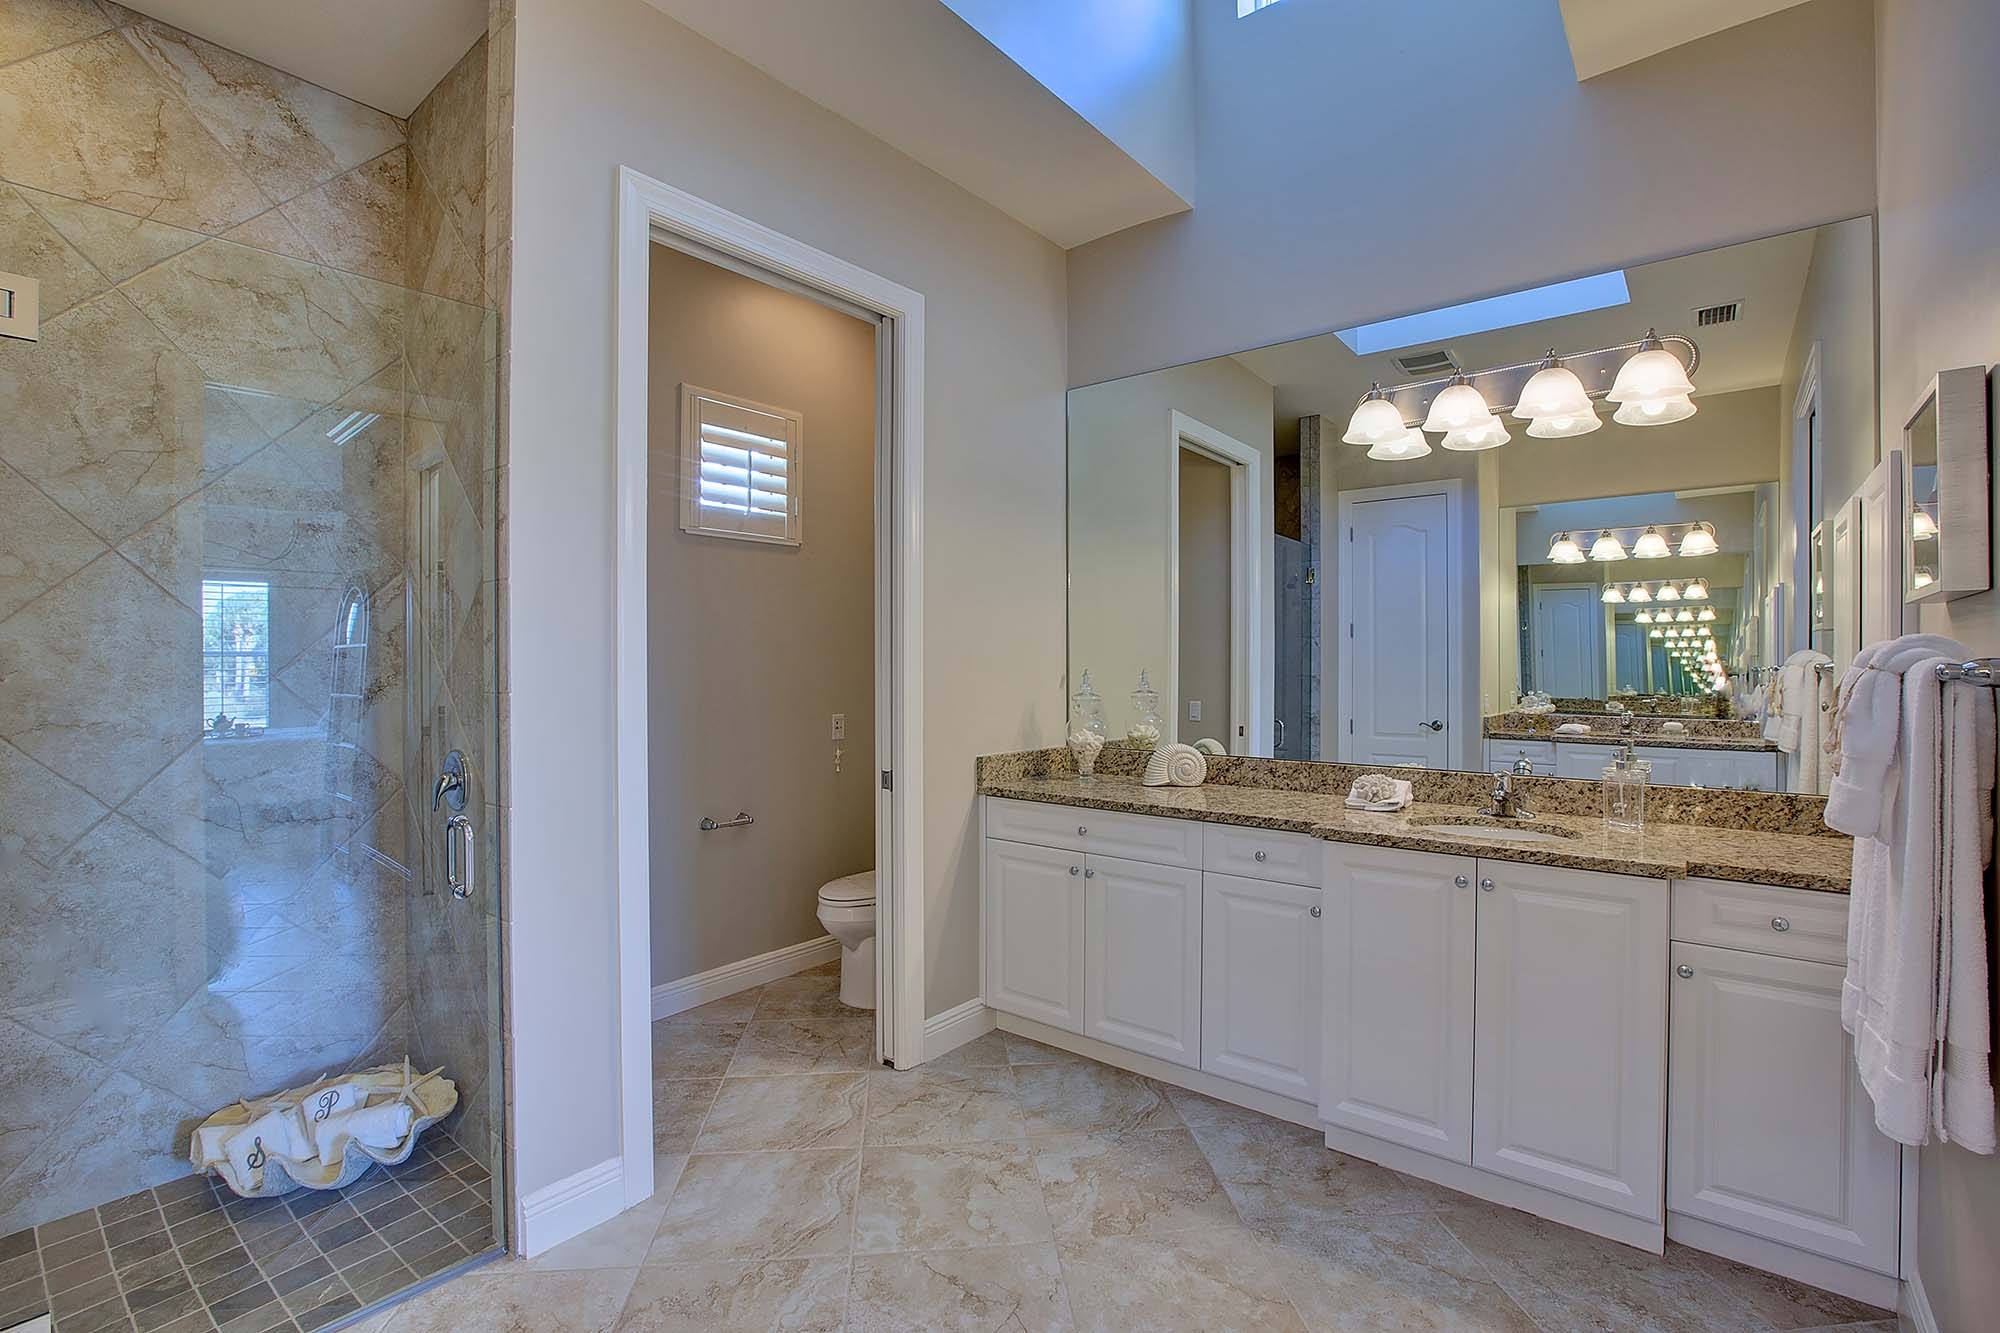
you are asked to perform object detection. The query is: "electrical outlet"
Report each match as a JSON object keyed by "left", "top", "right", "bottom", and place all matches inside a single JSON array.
[
  {"left": 1187, "top": 700, "right": 1202, "bottom": 721},
  {"left": 830, "top": 713, "right": 846, "bottom": 741}
]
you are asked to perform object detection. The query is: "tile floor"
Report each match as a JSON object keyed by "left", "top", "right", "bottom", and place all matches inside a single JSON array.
[
  {"left": 330, "top": 961, "right": 1898, "bottom": 1332},
  {"left": 0, "top": 1135, "right": 496, "bottom": 1332}
]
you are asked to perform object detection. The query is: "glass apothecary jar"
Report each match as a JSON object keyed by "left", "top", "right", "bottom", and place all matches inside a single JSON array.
[
  {"left": 1127, "top": 669, "right": 1164, "bottom": 748},
  {"left": 1068, "top": 670, "right": 1109, "bottom": 779}
]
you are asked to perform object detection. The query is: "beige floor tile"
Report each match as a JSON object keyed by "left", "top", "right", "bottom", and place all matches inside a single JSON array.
[
  {"left": 1031, "top": 1125, "right": 1238, "bottom": 1243},
  {"left": 649, "top": 1020, "right": 744, "bottom": 1079},
  {"left": 651, "top": 1153, "right": 688, "bottom": 1203},
  {"left": 651, "top": 1078, "right": 719, "bottom": 1156},
  {"left": 854, "top": 1142, "right": 1053, "bottom": 1254},
  {"left": 1259, "top": 1211, "right": 1539, "bottom": 1331},
  {"left": 1663, "top": 1242, "right": 1894, "bottom": 1329},
  {"left": 1001, "top": 1034, "right": 1089, "bottom": 1067},
  {"left": 864, "top": 1067, "right": 1027, "bottom": 1145},
  {"left": 693, "top": 1073, "right": 866, "bottom": 1152},
  {"left": 647, "top": 1149, "right": 858, "bottom": 1263},
  {"left": 1012, "top": 1063, "right": 1183, "bottom": 1137},
  {"left": 658, "top": 989, "right": 764, "bottom": 1025},
  {"left": 1183, "top": 1095, "right": 1448, "bottom": 1230},
  {"left": 1056, "top": 1224, "right": 1305, "bottom": 1333},
  {"left": 379, "top": 1267, "right": 637, "bottom": 1332},
  {"left": 518, "top": 1197, "right": 670, "bottom": 1272},
  {"left": 754, "top": 971, "right": 858, "bottom": 1021},
  {"left": 725, "top": 1018, "right": 878, "bottom": 1076},
  {"left": 615, "top": 1257, "right": 848, "bottom": 1331},
  {"left": 921, "top": 1030, "right": 1013, "bottom": 1070},
  {"left": 848, "top": 1243, "right": 1073, "bottom": 1332}
]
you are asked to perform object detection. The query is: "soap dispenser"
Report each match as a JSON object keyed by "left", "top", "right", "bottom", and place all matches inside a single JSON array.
[{"left": 1601, "top": 716, "right": 1650, "bottom": 832}]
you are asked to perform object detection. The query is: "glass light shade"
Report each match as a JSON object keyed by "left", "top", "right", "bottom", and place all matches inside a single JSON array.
[
  {"left": 1525, "top": 409, "right": 1603, "bottom": 439},
  {"left": 1547, "top": 532, "right": 1585, "bottom": 564},
  {"left": 1365, "top": 427, "right": 1432, "bottom": 461},
  {"left": 1440, "top": 415, "right": 1510, "bottom": 451},
  {"left": 1627, "top": 584, "right": 1652, "bottom": 602},
  {"left": 1656, "top": 582, "right": 1681, "bottom": 601},
  {"left": 1911, "top": 508, "right": 1939, "bottom": 539},
  {"left": 1914, "top": 565, "right": 1937, "bottom": 589},
  {"left": 1613, "top": 393, "right": 1697, "bottom": 427},
  {"left": 1513, "top": 363, "right": 1594, "bottom": 421},
  {"left": 1607, "top": 343, "right": 1697, "bottom": 403},
  {"left": 1677, "top": 522, "right": 1719, "bottom": 556},
  {"left": 1422, "top": 379, "right": 1493, "bottom": 434},
  {"left": 1674, "top": 608, "right": 1694, "bottom": 623},
  {"left": 1632, "top": 526, "right": 1671, "bottom": 559},
  {"left": 1649, "top": 628, "right": 1663, "bottom": 639},
  {"left": 1601, "top": 584, "right": 1625, "bottom": 603},
  {"left": 1698, "top": 607, "right": 1716, "bottom": 622},
  {"left": 1683, "top": 578, "right": 1709, "bottom": 599},
  {"left": 1343, "top": 392, "right": 1409, "bottom": 446},
  {"left": 1588, "top": 530, "right": 1627, "bottom": 561},
  {"left": 1635, "top": 610, "right": 1654, "bottom": 624}
]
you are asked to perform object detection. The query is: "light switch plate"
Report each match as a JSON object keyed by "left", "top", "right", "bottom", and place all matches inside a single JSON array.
[
  {"left": 1187, "top": 700, "right": 1201, "bottom": 721},
  {"left": 0, "top": 270, "right": 38, "bottom": 342},
  {"left": 830, "top": 713, "right": 846, "bottom": 741}
]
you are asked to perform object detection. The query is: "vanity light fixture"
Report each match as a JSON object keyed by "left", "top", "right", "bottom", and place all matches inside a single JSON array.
[
  {"left": 1607, "top": 328, "right": 1699, "bottom": 426},
  {"left": 1683, "top": 578, "right": 1709, "bottom": 599},
  {"left": 1677, "top": 522, "right": 1720, "bottom": 557},
  {"left": 1513, "top": 351, "right": 1602, "bottom": 439},
  {"left": 1627, "top": 584, "right": 1653, "bottom": 603},
  {"left": 1631, "top": 526, "right": 1671, "bottom": 559},
  {"left": 1546, "top": 532, "right": 1586, "bottom": 564},
  {"left": 1914, "top": 565, "right": 1937, "bottom": 589},
  {"left": 1366, "top": 427, "right": 1432, "bottom": 461},
  {"left": 1911, "top": 507, "right": 1940, "bottom": 539},
  {"left": 1649, "top": 628, "right": 1664, "bottom": 639},
  {"left": 1601, "top": 584, "right": 1626, "bottom": 604},
  {"left": 1655, "top": 582, "right": 1682, "bottom": 601},
  {"left": 1440, "top": 416, "right": 1512, "bottom": 451},
  {"left": 1635, "top": 609, "right": 1654, "bottom": 623},
  {"left": 1674, "top": 607, "right": 1695, "bottom": 623},
  {"left": 1588, "top": 530, "right": 1628, "bottom": 561},
  {"left": 1422, "top": 373, "right": 1495, "bottom": 435},
  {"left": 1342, "top": 384, "right": 1410, "bottom": 446},
  {"left": 1697, "top": 607, "right": 1717, "bottom": 622}
]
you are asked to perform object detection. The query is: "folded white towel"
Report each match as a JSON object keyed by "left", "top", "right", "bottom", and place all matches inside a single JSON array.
[
  {"left": 311, "top": 1101, "right": 415, "bottom": 1162},
  {"left": 299, "top": 1080, "right": 367, "bottom": 1130},
  {"left": 1554, "top": 722, "right": 1590, "bottom": 736},
  {"left": 1345, "top": 776, "right": 1414, "bottom": 811},
  {"left": 223, "top": 1108, "right": 315, "bottom": 1187},
  {"left": 1828, "top": 635, "right": 1970, "bottom": 838}
]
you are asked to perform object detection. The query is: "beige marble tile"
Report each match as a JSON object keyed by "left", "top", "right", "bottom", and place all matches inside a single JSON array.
[
  {"left": 650, "top": 1152, "right": 688, "bottom": 1204},
  {"left": 853, "top": 1142, "right": 1052, "bottom": 1254},
  {"left": 848, "top": 1244, "right": 1073, "bottom": 1333},
  {"left": 407, "top": 35, "right": 486, "bottom": 246},
  {"left": 121, "top": 18, "right": 404, "bottom": 203},
  {"left": 616, "top": 1258, "right": 848, "bottom": 1332},
  {"left": 651, "top": 1078, "right": 718, "bottom": 1157},
  {"left": 692, "top": 1073, "right": 866, "bottom": 1152},
  {"left": 1436, "top": 1200, "right": 1767, "bottom": 1333},
  {"left": 0, "top": 735, "right": 107, "bottom": 869},
  {"left": 1031, "top": 1126, "right": 1238, "bottom": 1244},
  {"left": 1056, "top": 1225, "right": 1305, "bottom": 1333},
  {"left": 380, "top": 1267, "right": 637, "bottom": 1333},
  {"left": 1663, "top": 1242, "right": 1893, "bottom": 1329},
  {"left": 648, "top": 1149, "right": 858, "bottom": 1263},
  {"left": 725, "top": 1018, "right": 876, "bottom": 1076},
  {"left": 0, "top": 1015, "right": 102, "bottom": 1194},
  {"left": 1259, "top": 1211, "right": 1538, "bottom": 1332},
  {"left": 0, "top": 0, "right": 113, "bottom": 66},
  {"left": 922, "top": 1029, "right": 1013, "bottom": 1070},
  {"left": 1012, "top": 1062, "right": 1183, "bottom": 1137},
  {"left": 281, "top": 147, "right": 407, "bottom": 284},
  {"left": 650, "top": 1019, "right": 744, "bottom": 1080},
  {"left": 219, "top": 205, "right": 328, "bottom": 267},
  {"left": 754, "top": 971, "right": 858, "bottom": 1021},
  {"left": 1002, "top": 1034, "right": 1090, "bottom": 1067},
  {"left": 0, "top": 1070, "right": 198, "bottom": 1235},
  {"left": 864, "top": 1067, "right": 1027, "bottom": 1146},
  {"left": 0, "top": 184, "right": 105, "bottom": 319},
  {"left": 519, "top": 1196, "right": 669, "bottom": 1272},
  {"left": 0, "top": 460, "right": 104, "bottom": 624},
  {"left": 14, "top": 184, "right": 206, "bottom": 285}
]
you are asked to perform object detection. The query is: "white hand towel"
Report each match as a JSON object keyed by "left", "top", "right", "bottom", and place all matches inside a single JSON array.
[
  {"left": 298, "top": 1080, "right": 367, "bottom": 1130},
  {"left": 1827, "top": 635, "right": 1970, "bottom": 837},
  {"left": 311, "top": 1101, "right": 415, "bottom": 1162},
  {"left": 1345, "top": 776, "right": 1414, "bottom": 811},
  {"left": 1936, "top": 670, "right": 1996, "bottom": 1151},
  {"left": 222, "top": 1108, "right": 314, "bottom": 1187}
]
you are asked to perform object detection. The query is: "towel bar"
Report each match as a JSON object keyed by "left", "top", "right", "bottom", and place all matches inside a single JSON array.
[
  {"left": 1936, "top": 659, "right": 2000, "bottom": 685},
  {"left": 700, "top": 811, "right": 755, "bottom": 831}
]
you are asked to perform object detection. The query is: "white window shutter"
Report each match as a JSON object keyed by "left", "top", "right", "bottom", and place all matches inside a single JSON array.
[{"left": 679, "top": 384, "right": 804, "bottom": 546}]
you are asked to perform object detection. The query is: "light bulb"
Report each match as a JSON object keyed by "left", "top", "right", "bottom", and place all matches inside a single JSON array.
[
  {"left": 1365, "top": 427, "right": 1432, "bottom": 461},
  {"left": 1911, "top": 508, "right": 1939, "bottom": 539},
  {"left": 1422, "top": 376, "right": 1494, "bottom": 434},
  {"left": 1656, "top": 582, "right": 1681, "bottom": 601},
  {"left": 1608, "top": 333, "right": 1697, "bottom": 404},
  {"left": 1526, "top": 410, "right": 1603, "bottom": 440},
  {"left": 1547, "top": 532, "right": 1585, "bottom": 564},
  {"left": 1683, "top": 579, "right": 1709, "bottom": 599},
  {"left": 1613, "top": 393, "right": 1697, "bottom": 427},
  {"left": 1343, "top": 386, "right": 1409, "bottom": 446},
  {"left": 1601, "top": 585, "right": 1625, "bottom": 604},
  {"left": 1632, "top": 526, "right": 1671, "bottom": 559},
  {"left": 1588, "top": 530, "right": 1627, "bottom": 561},
  {"left": 1627, "top": 584, "right": 1652, "bottom": 603},
  {"left": 1635, "top": 610, "right": 1654, "bottom": 624},
  {"left": 1698, "top": 607, "right": 1716, "bottom": 622},
  {"left": 1514, "top": 355, "right": 1600, "bottom": 439},
  {"left": 1677, "top": 522, "right": 1719, "bottom": 557},
  {"left": 1440, "top": 415, "right": 1510, "bottom": 451}
]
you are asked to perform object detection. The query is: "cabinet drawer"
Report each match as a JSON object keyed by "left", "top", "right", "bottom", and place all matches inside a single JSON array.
[
  {"left": 1204, "top": 824, "right": 1321, "bottom": 887},
  {"left": 1670, "top": 877, "right": 1848, "bottom": 965},
  {"left": 985, "top": 797, "right": 1200, "bottom": 867}
]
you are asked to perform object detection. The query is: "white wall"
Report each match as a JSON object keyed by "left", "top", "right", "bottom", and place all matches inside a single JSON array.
[
  {"left": 1067, "top": 0, "right": 1877, "bottom": 386},
  {"left": 1874, "top": 2, "right": 2000, "bottom": 1327},
  {"left": 505, "top": 0, "right": 1067, "bottom": 1203}
]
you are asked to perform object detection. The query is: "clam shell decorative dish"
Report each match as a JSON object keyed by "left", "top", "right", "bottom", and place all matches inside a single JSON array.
[{"left": 1143, "top": 742, "right": 1207, "bottom": 787}]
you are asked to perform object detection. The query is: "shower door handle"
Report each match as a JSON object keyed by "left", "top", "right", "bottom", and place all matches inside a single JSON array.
[{"left": 446, "top": 813, "right": 475, "bottom": 901}]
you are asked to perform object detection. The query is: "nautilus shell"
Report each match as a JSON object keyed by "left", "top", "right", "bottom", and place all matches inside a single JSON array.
[{"left": 1143, "top": 742, "right": 1207, "bottom": 787}]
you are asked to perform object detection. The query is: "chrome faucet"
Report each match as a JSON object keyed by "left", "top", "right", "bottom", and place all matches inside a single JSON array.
[{"left": 1482, "top": 771, "right": 1533, "bottom": 821}]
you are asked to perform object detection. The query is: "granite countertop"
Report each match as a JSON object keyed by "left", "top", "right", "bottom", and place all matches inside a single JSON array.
[
  {"left": 1484, "top": 726, "right": 1780, "bottom": 753},
  {"left": 979, "top": 774, "right": 1851, "bottom": 893}
]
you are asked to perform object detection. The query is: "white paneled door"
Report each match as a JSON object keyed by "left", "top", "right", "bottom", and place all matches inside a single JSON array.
[
  {"left": 1531, "top": 584, "right": 1606, "bottom": 698},
  {"left": 982, "top": 839, "right": 1086, "bottom": 1033},
  {"left": 1084, "top": 854, "right": 1203, "bottom": 1067},
  {"left": 1202, "top": 872, "right": 1321, "bottom": 1100},
  {"left": 1342, "top": 490, "right": 1452, "bottom": 767}
]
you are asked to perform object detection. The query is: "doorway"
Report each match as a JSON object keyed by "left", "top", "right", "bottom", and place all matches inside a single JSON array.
[
  {"left": 1165, "top": 412, "right": 1267, "bottom": 755},
  {"left": 1530, "top": 584, "right": 1607, "bottom": 698},
  {"left": 1337, "top": 481, "right": 1463, "bottom": 768}
]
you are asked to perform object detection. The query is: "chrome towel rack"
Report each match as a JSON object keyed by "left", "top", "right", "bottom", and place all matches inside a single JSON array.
[
  {"left": 1936, "top": 660, "right": 2000, "bottom": 685},
  {"left": 699, "top": 811, "right": 755, "bottom": 831}
]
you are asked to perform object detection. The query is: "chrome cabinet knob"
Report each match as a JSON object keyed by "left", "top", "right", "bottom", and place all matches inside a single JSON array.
[
  {"left": 1309, "top": 905, "right": 1322, "bottom": 918},
  {"left": 1454, "top": 874, "right": 1470, "bottom": 889},
  {"left": 1770, "top": 916, "right": 1791, "bottom": 933},
  {"left": 1078, "top": 825, "right": 1088, "bottom": 836},
  {"left": 1478, "top": 878, "right": 1494, "bottom": 892},
  {"left": 1254, "top": 850, "right": 1268, "bottom": 862},
  {"left": 1083, "top": 868, "right": 1096, "bottom": 878},
  {"left": 1676, "top": 964, "right": 1695, "bottom": 979},
  {"left": 1069, "top": 865, "right": 1080, "bottom": 876}
]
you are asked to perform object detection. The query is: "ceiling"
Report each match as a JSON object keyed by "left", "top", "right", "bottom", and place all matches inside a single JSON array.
[
  {"left": 1557, "top": 0, "right": 1820, "bottom": 80},
  {"left": 122, "top": 0, "right": 487, "bottom": 116},
  {"left": 1233, "top": 225, "right": 1823, "bottom": 436}
]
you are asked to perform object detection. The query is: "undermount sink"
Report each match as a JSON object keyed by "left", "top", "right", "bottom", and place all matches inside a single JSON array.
[{"left": 1407, "top": 818, "right": 1579, "bottom": 844}]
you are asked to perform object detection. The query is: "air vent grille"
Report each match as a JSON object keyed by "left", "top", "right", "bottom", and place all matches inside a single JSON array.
[
  {"left": 1393, "top": 348, "right": 1458, "bottom": 377},
  {"left": 1694, "top": 301, "right": 1740, "bottom": 327}
]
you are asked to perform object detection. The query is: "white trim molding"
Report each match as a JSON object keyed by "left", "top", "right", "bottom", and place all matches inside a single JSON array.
[
  {"left": 614, "top": 165, "right": 927, "bottom": 1213},
  {"left": 515, "top": 1157, "right": 625, "bottom": 1259},
  {"left": 923, "top": 999, "right": 996, "bottom": 1063},
  {"left": 1903, "top": 1268, "right": 1940, "bottom": 1333},
  {"left": 652, "top": 936, "right": 842, "bottom": 1020},
  {"left": 1165, "top": 409, "right": 1270, "bottom": 756}
]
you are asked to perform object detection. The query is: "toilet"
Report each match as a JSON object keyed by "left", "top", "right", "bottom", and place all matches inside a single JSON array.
[{"left": 815, "top": 870, "right": 876, "bottom": 1009}]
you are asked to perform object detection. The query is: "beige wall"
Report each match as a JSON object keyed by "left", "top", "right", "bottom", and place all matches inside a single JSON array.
[
  {"left": 1066, "top": 0, "right": 1877, "bottom": 387},
  {"left": 645, "top": 244, "right": 876, "bottom": 984},
  {"left": 1177, "top": 450, "right": 1233, "bottom": 746},
  {"left": 1494, "top": 387, "right": 1782, "bottom": 509},
  {"left": 1875, "top": 1, "right": 2000, "bottom": 1327},
  {"left": 505, "top": 0, "right": 1067, "bottom": 1200}
]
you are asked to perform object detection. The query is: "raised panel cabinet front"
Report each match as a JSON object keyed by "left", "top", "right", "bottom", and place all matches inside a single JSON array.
[
  {"left": 1201, "top": 872, "right": 1320, "bottom": 1100},
  {"left": 982, "top": 838, "right": 1085, "bottom": 1032},
  {"left": 1084, "top": 853, "right": 1203, "bottom": 1067},
  {"left": 1473, "top": 860, "right": 1668, "bottom": 1222},
  {"left": 1320, "top": 843, "right": 1477, "bottom": 1161}
]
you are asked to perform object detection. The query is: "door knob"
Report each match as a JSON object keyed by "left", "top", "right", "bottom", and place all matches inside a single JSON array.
[
  {"left": 1083, "top": 868, "right": 1096, "bottom": 878},
  {"left": 1676, "top": 964, "right": 1695, "bottom": 979},
  {"left": 1478, "top": 878, "right": 1494, "bottom": 892},
  {"left": 1069, "top": 865, "right": 1080, "bottom": 876},
  {"left": 1454, "top": 874, "right": 1469, "bottom": 889},
  {"left": 1770, "top": 917, "right": 1791, "bottom": 933},
  {"left": 1077, "top": 825, "right": 1088, "bottom": 836},
  {"left": 1254, "top": 850, "right": 1268, "bottom": 862},
  {"left": 1309, "top": 905, "right": 1322, "bottom": 918},
  {"left": 1421, "top": 719, "right": 1444, "bottom": 732}
]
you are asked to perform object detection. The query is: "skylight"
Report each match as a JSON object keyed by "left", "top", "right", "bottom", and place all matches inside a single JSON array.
[
  {"left": 1334, "top": 270, "right": 1632, "bottom": 357},
  {"left": 1237, "top": 0, "right": 1284, "bottom": 16}
]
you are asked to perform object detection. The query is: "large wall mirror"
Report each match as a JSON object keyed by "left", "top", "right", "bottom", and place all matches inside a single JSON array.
[{"left": 1067, "top": 215, "right": 1881, "bottom": 794}]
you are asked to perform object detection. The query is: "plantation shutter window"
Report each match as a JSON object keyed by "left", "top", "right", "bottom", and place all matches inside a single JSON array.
[{"left": 679, "top": 384, "right": 804, "bottom": 546}]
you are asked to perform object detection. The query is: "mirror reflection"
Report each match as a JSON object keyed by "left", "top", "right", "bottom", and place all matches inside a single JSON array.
[{"left": 1067, "top": 215, "right": 1879, "bottom": 794}]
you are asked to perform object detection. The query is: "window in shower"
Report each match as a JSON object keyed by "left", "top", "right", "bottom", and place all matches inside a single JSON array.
[{"left": 202, "top": 577, "right": 271, "bottom": 730}]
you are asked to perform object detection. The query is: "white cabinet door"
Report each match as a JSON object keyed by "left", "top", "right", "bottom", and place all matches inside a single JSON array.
[
  {"left": 983, "top": 838, "right": 1085, "bottom": 1032},
  {"left": 1085, "top": 854, "right": 1203, "bottom": 1067},
  {"left": 1629, "top": 746, "right": 1687, "bottom": 786},
  {"left": 1554, "top": 744, "right": 1614, "bottom": 781},
  {"left": 1320, "top": 843, "right": 1477, "bottom": 1160},
  {"left": 1474, "top": 861, "right": 1668, "bottom": 1221},
  {"left": 1202, "top": 872, "right": 1320, "bottom": 1100},
  {"left": 1668, "top": 942, "right": 1901, "bottom": 1273}
]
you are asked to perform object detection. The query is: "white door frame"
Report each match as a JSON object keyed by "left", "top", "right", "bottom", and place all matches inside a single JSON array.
[
  {"left": 1165, "top": 410, "right": 1267, "bottom": 754},
  {"left": 1529, "top": 582, "right": 1606, "bottom": 699},
  {"left": 1336, "top": 478, "right": 1467, "bottom": 768},
  {"left": 613, "top": 167, "right": 926, "bottom": 1208}
]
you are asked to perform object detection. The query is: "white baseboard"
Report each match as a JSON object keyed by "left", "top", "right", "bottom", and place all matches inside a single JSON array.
[
  {"left": 651, "top": 935, "right": 841, "bottom": 1021},
  {"left": 922, "top": 999, "right": 994, "bottom": 1063},
  {"left": 1904, "top": 1268, "right": 1940, "bottom": 1333},
  {"left": 515, "top": 1157, "right": 624, "bottom": 1258},
  {"left": 1666, "top": 1213, "right": 1898, "bottom": 1309}
]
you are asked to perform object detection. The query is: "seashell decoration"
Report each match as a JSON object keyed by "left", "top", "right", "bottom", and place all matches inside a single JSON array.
[
  {"left": 1192, "top": 737, "right": 1227, "bottom": 757},
  {"left": 1067, "top": 729, "right": 1107, "bottom": 779},
  {"left": 1143, "top": 742, "right": 1207, "bottom": 787}
]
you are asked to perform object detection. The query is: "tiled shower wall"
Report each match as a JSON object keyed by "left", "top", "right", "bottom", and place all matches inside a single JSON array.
[{"left": 0, "top": 0, "right": 504, "bottom": 1235}]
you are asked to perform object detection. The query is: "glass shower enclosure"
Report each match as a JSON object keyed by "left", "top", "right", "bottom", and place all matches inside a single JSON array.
[{"left": 0, "top": 2, "right": 506, "bottom": 1328}]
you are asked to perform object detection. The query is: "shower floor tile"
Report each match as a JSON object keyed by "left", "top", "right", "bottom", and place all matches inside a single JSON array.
[{"left": 1, "top": 1133, "right": 498, "bottom": 1332}]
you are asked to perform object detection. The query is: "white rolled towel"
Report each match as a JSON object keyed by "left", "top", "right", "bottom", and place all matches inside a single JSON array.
[
  {"left": 222, "top": 1108, "right": 315, "bottom": 1188},
  {"left": 298, "top": 1080, "right": 367, "bottom": 1132},
  {"left": 311, "top": 1101, "right": 415, "bottom": 1163}
]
